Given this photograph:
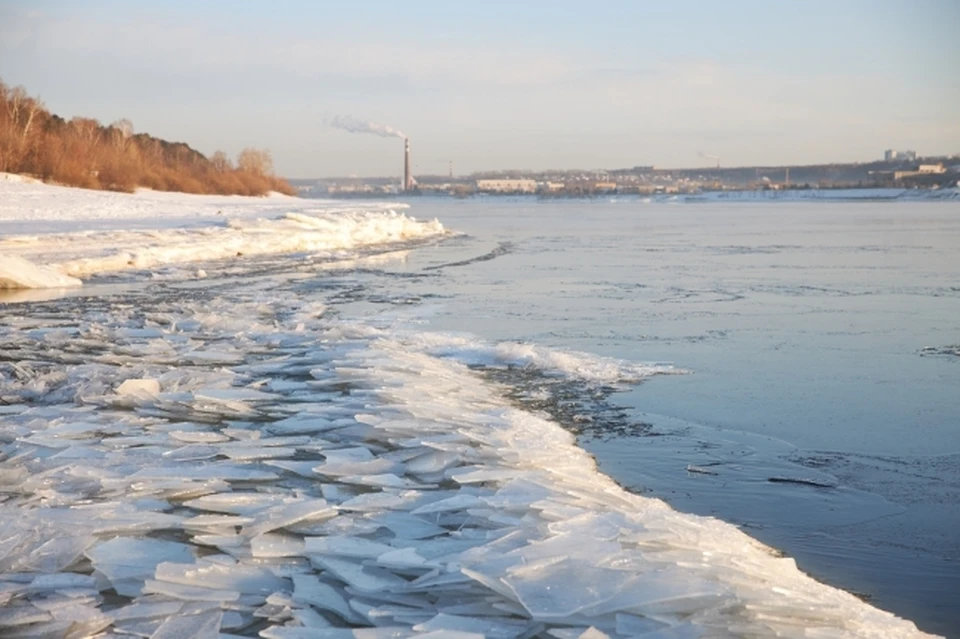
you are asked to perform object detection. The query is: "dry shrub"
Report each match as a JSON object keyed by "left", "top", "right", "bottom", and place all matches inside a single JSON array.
[{"left": 0, "top": 79, "right": 297, "bottom": 197}]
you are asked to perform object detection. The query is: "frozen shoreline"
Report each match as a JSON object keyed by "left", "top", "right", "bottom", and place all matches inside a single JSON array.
[
  {"left": 0, "top": 175, "right": 434, "bottom": 289},
  {"left": 0, "top": 179, "right": 941, "bottom": 637}
]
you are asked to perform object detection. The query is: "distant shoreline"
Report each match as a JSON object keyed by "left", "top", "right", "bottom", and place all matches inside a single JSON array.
[{"left": 303, "top": 185, "right": 960, "bottom": 202}]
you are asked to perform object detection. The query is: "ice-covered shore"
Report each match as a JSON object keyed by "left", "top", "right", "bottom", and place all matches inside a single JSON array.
[
  {"left": 0, "top": 178, "right": 940, "bottom": 638},
  {"left": 0, "top": 175, "right": 442, "bottom": 288}
]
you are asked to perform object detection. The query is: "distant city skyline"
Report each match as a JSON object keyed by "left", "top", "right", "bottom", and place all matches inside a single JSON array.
[{"left": 2, "top": 0, "right": 958, "bottom": 178}]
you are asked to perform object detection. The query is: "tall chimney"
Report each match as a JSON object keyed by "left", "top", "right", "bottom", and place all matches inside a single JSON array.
[{"left": 403, "top": 137, "right": 412, "bottom": 192}]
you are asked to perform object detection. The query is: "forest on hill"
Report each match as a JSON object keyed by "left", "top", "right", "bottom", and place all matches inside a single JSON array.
[{"left": 0, "top": 80, "right": 295, "bottom": 196}]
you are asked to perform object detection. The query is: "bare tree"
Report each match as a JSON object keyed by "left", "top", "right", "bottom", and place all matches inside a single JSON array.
[
  {"left": 109, "top": 118, "right": 134, "bottom": 150},
  {"left": 237, "top": 148, "right": 273, "bottom": 176},
  {"left": 211, "top": 150, "right": 232, "bottom": 172},
  {"left": 70, "top": 117, "right": 102, "bottom": 146}
]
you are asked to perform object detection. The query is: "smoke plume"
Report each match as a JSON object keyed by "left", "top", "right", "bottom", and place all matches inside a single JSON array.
[{"left": 330, "top": 115, "right": 405, "bottom": 139}]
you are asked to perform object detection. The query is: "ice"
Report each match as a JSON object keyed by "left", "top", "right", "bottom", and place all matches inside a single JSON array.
[
  {"left": 368, "top": 513, "right": 446, "bottom": 540},
  {"left": 320, "top": 446, "right": 376, "bottom": 463},
  {"left": 23, "top": 574, "right": 97, "bottom": 594},
  {"left": 183, "top": 514, "right": 257, "bottom": 530},
  {"left": 614, "top": 613, "right": 669, "bottom": 635},
  {"left": 131, "top": 465, "right": 280, "bottom": 482},
  {"left": 404, "top": 450, "right": 461, "bottom": 474},
  {"left": 21, "top": 534, "right": 96, "bottom": 573},
  {"left": 314, "top": 458, "right": 402, "bottom": 476},
  {"left": 629, "top": 624, "right": 705, "bottom": 639},
  {"left": 111, "top": 601, "right": 184, "bottom": 622},
  {"left": 310, "top": 556, "right": 410, "bottom": 593},
  {"left": 0, "top": 606, "right": 53, "bottom": 627},
  {"left": 116, "top": 378, "right": 161, "bottom": 399},
  {"left": 241, "top": 498, "right": 337, "bottom": 537},
  {"left": 251, "top": 534, "right": 306, "bottom": 558},
  {"left": 0, "top": 182, "right": 445, "bottom": 287},
  {"left": 169, "top": 430, "right": 231, "bottom": 444},
  {"left": 291, "top": 574, "right": 362, "bottom": 623},
  {"left": 410, "top": 494, "right": 484, "bottom": 515},
  {"left": 183, "top": 493, "right": 291, "bottom": 515},
  {"left": 0, "top": 180, "right": 940, "bottom": 639},
  {"left": 149, "top": 609, "right": 223, "bottom": 639},
  {"left": 304, "top": 536, "right": 396, "bottom": 559},
  {"left": 0, "top": 255, "right": 82, "bottom": 289},
  {"left": 142, "top": 579, "right": 242, "bottom": 602},
  {"left": 340, "top": 473, "right": 419, "bottom": 489},
  {"left": 374, "top": 547, "right": 432, "bottom": 570},
  {"left": 337, "top": 492, "right": 419, "bottom": 512},
  {"left": 413, "top": 613, "right": 534, "bottom": 639},
  {"left": 154, "top": 557, "right": 288, "bottom": 595}
]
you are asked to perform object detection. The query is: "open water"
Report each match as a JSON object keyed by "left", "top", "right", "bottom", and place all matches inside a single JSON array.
[{"left": 374, "top": 196, "right": 960, "bottom": 636}]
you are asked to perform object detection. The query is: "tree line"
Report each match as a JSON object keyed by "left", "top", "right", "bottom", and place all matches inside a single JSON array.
[{"left": 0, "top": 80, "right": 295, "bottom": 196}]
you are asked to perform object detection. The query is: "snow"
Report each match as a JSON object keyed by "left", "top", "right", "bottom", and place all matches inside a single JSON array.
[
  {"left": 0, "top": 176, "right": 444, "bottom": 288},
  {"left": 0, "top": 255, "right": 83, "bottom": 289},
  {"left": 0, "top": 177, "right": 940, "bottom": 638}
]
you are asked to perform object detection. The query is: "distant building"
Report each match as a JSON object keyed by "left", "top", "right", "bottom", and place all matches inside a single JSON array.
[
  {"left": 884, "top": 149, "right": 917, "bottom": 162},
  {"left": 476, "top": 179, "right": 537, "bottom": 194},
  {"left": 895, "top": 164, "right": 946, "bottom": 180},
  {"left": 594, "top": 182, "right": 618, "bottom": 192}
]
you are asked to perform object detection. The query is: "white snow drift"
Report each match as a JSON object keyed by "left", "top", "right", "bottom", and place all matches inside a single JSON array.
[{"left": 0, "top": 176, "right": 444, "bottom": 288}]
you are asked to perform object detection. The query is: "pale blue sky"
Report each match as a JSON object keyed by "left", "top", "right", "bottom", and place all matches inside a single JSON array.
[{"left": 2, "top": 0, "right": 958, "bottom": 177}]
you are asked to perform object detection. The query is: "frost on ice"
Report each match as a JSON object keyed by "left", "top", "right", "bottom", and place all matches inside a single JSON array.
[{"left": 0, "top": 291, "right": 937, "bottom": 639}]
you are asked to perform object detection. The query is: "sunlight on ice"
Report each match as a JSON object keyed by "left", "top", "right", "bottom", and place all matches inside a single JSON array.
[{"left": 0, "top": 178, "right": 941, "bottom": 638}]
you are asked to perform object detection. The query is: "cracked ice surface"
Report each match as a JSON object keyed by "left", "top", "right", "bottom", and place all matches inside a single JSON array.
[{"left": 0, "top": 291, "right": 937, "bottom": 639}]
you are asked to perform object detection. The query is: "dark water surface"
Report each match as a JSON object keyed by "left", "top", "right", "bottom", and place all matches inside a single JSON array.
[{"left": 380, "top": 197, "right": 960, "bottom": 636}]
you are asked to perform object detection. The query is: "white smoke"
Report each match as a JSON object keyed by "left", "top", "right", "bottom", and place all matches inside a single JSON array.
[{"left": 330, "top": 115, "right": 406, "bottom": 139}]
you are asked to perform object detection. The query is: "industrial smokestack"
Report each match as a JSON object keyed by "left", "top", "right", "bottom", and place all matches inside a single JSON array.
[{"left": 404, "top": 137, "right": 412, "bottom": 192}]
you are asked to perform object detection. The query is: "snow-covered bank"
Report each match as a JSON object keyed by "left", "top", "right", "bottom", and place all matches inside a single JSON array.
[{"left": 0, "top": 176, "right": 441, "bottom": 288}]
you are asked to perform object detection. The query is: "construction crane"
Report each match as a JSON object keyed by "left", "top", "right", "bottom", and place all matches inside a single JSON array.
[{"left": 698, "top": 151, "right": 720, "bottom": 169}]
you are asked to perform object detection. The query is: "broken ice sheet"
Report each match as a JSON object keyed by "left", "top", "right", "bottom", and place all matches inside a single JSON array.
[
  {"left": 504, "top": 558, "right": 722, "bottom": 620},
  {"left": 110, "top": 599, "right": 184, "bottom": 622},
  {"left": 241, "top": 498, "right": 336, "bottom": 537},
  {"left": 22, "top": 533, "right": 97, "bottom": 573},
  {"left": 130, "top": 464, "right": 280, "bottom": 482},
  {"left": 149, "top": 608, "right": 223, "bottom": 639},
  {"left": 310, "top": 556, "right": 410, "bottom": 594},
  {"left": 86, "top": 537, "right": 194, "bottom": 597},
  {"left": 304, "top": 535, "right": 395, "bottom": 559},
  {"left": 154, "top": 557, "right": 289, "bottom": 595},
  {"left": 291, "top": 573, "right": 362, "bottom": 623},
  {"left": 251, "top": 533, "right": 306, "bottom": 558},
  {"left": 410, "top": 494, "right": 484, "bottom": 515},
  {"left": 367, "top": 512, "right": 446, "bottom": 540},
  {"left": 115, "top": 378, "right": 161, "bottom": 400},
  {"left": 413, "top": 613, "right": 535, "bottom": 639},
  {"left": 169, "top": 430, "right": 231, "bottom": 444},
  {"left": 183, "top": 492, "right": 291, "bottom": 515},
  {"left": 142, "top": 578, "right": 242, "bottom": 602}
]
